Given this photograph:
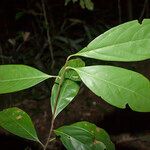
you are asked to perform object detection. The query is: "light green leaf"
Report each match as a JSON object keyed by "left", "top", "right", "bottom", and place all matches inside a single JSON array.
[
  {"left": 55, "top": 121, "right": 115, "bottom": 150},
  {"left": 0, "top": 65, "right": 51, "bottom": 94},
  {"left": 72, "top": 65, "right": 150, "bottom": 112},
  {"left": 0, "top": 107, "right": 40, "bottom": 142},
  {"left": 51, "top": 79, "right": 80, "bottom": 118},
  {"left": 74, "top": 19, "right": 150, "bottom": 61}
]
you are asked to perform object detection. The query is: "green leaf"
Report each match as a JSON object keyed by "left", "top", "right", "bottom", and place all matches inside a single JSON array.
[
  {"left": 64, "top": 58, "right": 85, "bottom": 81},
  {"left": 74, "top": 19, "right": 150, "bottom": 62},
  {"left": 0, "top": 107, "right": 40, "bottom": 142},
  {"left": 0, "top": 65, "right": 51, "bottom": 94},
  {"left": 51, "top": 79, "right": 80, "bottom": 118},
  {"left": 72, "top": 65, "right": 150, "bottom": 112},
  {"left": 80, "top": 0, "right": 94, "bottom": 10},
  {"left": 51, "top": 59, "right": 84, "bottom": 118},
  {"left": 55, "top": 121, "right": 115, "bottom": 150}
]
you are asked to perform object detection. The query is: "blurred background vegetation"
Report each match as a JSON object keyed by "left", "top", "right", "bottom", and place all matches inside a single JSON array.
[{"left": 0, "top": 0, "right": 150, "bottom": 150}]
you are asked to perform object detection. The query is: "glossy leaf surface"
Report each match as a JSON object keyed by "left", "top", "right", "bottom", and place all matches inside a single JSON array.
[
  {"left": 51, "top": 79, "right": 80, "bottom": 118},
  {"left": 72, "top": 66, "right": 150, "bottom": 112},
  {"left": 55, "top": 121, "right": 115, "bottom": 150},
  {"left": 0, "top": 107, "right": 39, "bottom": 142},
  {"left": 0, "top": 65, "right": 51, "bottom": 94},
  {"left": 75, "top": 19, "right": 150, "bottom": 61}
]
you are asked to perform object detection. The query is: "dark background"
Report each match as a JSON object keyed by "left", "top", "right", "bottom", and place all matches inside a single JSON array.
[{"left": 0, "top": 0, "right": 150, "bottom": 150}]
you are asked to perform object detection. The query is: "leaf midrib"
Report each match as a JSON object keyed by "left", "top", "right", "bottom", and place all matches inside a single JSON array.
[
  {"left": 55, "top": 126, "right": 94, "bottom": 145},
  {"left": 54, "top": 80, "right": 79, "bottom": 117},
  {"left": 0, "top": 111, "right": 38, "bottom": 141},
  {"left": 76, "top": 68, "right": 149, "bottom": 101},
  {"left": 0, "top": 75, "right": 49, "bottom": 83},
  {"left": 76, "top": 38, "right": 150, "bottom": 55}
]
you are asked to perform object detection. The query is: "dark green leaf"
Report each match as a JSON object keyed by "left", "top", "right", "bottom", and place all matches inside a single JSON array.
[
  {"left": 55, "top": 121, "right": 115, "bottom": 150},
  {"left": 0, "top": 107, "right": 40, "bottom": 142},
  {"left": 72, "top": 65, "right": 150, "bottom": 112},
  {"left": 74, "top": 19, "right": 150, "bottom": 61},
  {"left": 0, "top": 65, "right": 51, "bottom": 94}
]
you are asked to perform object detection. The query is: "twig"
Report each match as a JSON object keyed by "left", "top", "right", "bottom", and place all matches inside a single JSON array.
[
  {"left": 0, "top": 44, "right": 4, "bottom": 64},
  {"left": 38, "top": 140, "right": 45, "bottom": 149},
  {"left": 43, "top": 115, "right": 54, "bottom": 150},
  {"left": 146, "top": 1, "right": 149, "bottom": 18},
  {"left": 43, "top": 56, "right": 72, "bottom": 150},
  {"left": 16, "top": 43, "right": 24, "bottom": 52},
  {"left": 118, "top": 0, "right": 122, "bottom": 23},
  {"left": 41, "top": 0, "right": 55, "bottom": 72},
  {"left": 139, "top": 0, "right": 148, "bottom": 23},
  {"left": 127, "top": 0, "right": 133, "bottom": 20}
]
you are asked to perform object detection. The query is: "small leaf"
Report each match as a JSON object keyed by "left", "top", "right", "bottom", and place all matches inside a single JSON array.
[
  {"left": 79, "top": 0, "right": 85, "bottom": 9},
  {"left": 81, "top": 0, "right": 94, "bottom": 10},
  {"left": 0, "top": 107, "right": 39, "bottom": 142},
  {"left": 74, "top": 19, "right": 150, "bottom": 61},
  {"left": 51, "top": 79, "right": 80, "bottom": 118},
  {"left": 72, "top": 65, "right": 150, "bottom": 112},
  {"left": 0, "top": 65, "right": 51, "bottom": 94},
  {"left": 55, "top": 121, "right": 115, "bottom": 150},
  {"left": 65, "top": 0, "right": 71, "bottom": 5},
  {"left": 65, "top": 0, "right": 78, "bottom": 5},
  {"left": 64, "top": 58, "right": 85, "bottom": 81},
  {"left": 15, "top": 11, "right": 25, "bottom": 20}
]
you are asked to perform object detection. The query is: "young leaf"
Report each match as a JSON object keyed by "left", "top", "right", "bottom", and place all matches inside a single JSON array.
[
  {"left": 59, "top": 58, "right": 85, "bottom": 81},
  {"left": 72, "top": 65, "right": 150, "bottom": 112},
  {"left": 74, "top": 19, "right": 150, "bottom": 62},
  {"left": 55, "top": 121, "right": 115, "bottom": 150},
  {"left": 0, "top": 65, "right": 51, "bottom": 94},
  {"left": 0, "top": 107, "right": 40, "bottom": 142},
  {"left": 51, "top": 79, "right": 80, "bottom": 118}
]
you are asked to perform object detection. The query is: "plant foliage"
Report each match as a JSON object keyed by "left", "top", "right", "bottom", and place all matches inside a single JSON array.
[{"left": 0, "top": 19, "right": 150, "bottom": 150}]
